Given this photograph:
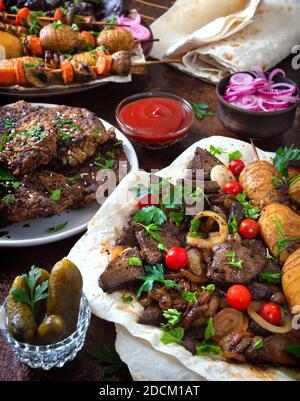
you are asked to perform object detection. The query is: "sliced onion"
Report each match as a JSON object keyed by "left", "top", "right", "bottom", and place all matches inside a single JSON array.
[
  {"left": 229, "top": 73, "right": 254, "bottom": 86},
  {"left": 125, "top": 23, "right": 151, "bottom": 41},
  {"left": 213, "top": 308, "right": 247, "bottom": 341},
  {"left": 247, "top": 301, "right": 292, "bottom": 334},
  {"left": 268, "top": 68, "right": 285, "bottom": 83},
  {"left": 262, "top": 99, "right": 290, "bottom": 110},
  {"left": 234, "top": 95, "right": 258, "bottom": 109}
]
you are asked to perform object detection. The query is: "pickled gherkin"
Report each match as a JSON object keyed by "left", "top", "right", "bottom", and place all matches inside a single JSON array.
[
  {"left": 37, "top": 315, "right": 66, "bottom": 345},
  {"left": 47, "top": 258, "right": 83, "bottom": 337},
  {"left": 34, "top": 268, "right": 50, "bottom": 325},
  {"left": 7, "top": 276, "right": 37, "bottom": 343}
]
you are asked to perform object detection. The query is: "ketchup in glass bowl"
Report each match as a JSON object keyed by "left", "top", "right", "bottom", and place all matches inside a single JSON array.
[{"left": 116, "top": 92, "right": 194, "bottom": 149}]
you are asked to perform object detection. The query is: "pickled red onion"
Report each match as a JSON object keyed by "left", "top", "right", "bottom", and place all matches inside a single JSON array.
[
  {"left": 116, "top": 12, "right": 151, "bottom": 41},
  {"left": 223, "top": 67, "right": 299, "bottom": 112}
]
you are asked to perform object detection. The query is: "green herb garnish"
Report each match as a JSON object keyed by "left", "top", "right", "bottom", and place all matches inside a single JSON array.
[
  {"left": 134, "top": 206, "right": 167, "bottom": 226},
  {"left": 189, "top": 218, "right": 202, "bottom": 238},
  {"left": 50, "top": 188, "right": 62, "bottom": 202},
  {"left": 259, "top": 271, "right": 281, "bottom": 284},
  {"left": 160, "top": 308, "right": 181, "bottom": 330},
  {"left": 136, "top": 263, "right": 179, "bottom": 297},
  {"left": 209, "top": 145, "right": 223, "bottom": 156},
  {"left": 228, "top": 214, "right": 238, "bottom": 234},
  {"left": 128, "top": 257, "right": 142, "bottom": 266},
  {"left": 51, "top": 20, "right": 63, "bottom": 29},
  {"left": 3, "top": 196, "right": 15, "bottom": 205},
  {"left": 0, "top": 168, "right": 17, "bottom": 181},
  {"left": 225, "top": 251, "right": 243, "bottom": 269},
  {"left": 182, "top": 290, "right": 198, "bottom": 302},
  {"left": 192, "top": 102, "right": 214, "bottom": 120},
  {"left": 10, "top": 265, "right": 48, "bottom": 310},
  {"left": 87, "top": 346, "right": 124, "bottom": 376},
  {"left": 201, "top": 284, "right": 215, "bottom": 292},
  {"left": 47, "top": 221, "right": 68, "bottom": 233},
  {"left": 71, "top": 23, "right": 80, "bottom": 31},
  {"left": 253, "top": 337, "right": 264, "bottom": 350},
  {"left": 160, "top": 327, "right": 184, "bottom": 345},
  {"left": 228, "top": 150, "right": 242, "bottom": 161},
  {"left": 273, "top": 145, "right": 300, "bottom": 178},
  {"left": 236, "top": 192, "right": 260, "bottom": 220},
  {"left": 196, "top": 343, "right": 222, "bottom": 356},
  {"left": 120, "top": 294, "right": 133, "bottom": 304},
  {"left": 285, "top": 345, "right": 300, "bottom": 358}
]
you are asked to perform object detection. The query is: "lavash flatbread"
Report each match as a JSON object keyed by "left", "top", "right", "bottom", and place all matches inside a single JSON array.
[
  {"left": 68, "top": 136, "right": 300, "bottom": 381},
  {"left": 150, "top": 0, "right": 300, "bottom": 84}
]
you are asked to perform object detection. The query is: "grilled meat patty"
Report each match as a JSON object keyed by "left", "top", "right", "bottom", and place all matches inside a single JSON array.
[
  {"left": 0, "top": 101, "right": 39, "bottom": 134},
  {"left": 0, "top": 170, "right": 82, "bottom": 224},
  {"left": 40, "top": 105, "right": 114, "bottom": 167},
  {"left": 0, "top": 111, "right": 57, "bottom": 176}
]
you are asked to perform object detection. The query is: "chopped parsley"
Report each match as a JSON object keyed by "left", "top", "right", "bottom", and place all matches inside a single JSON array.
[
  {"left": 128, "top": 257, "right": 142, "bottom": 266},
  {"left": 195, "top": 318, "right": 222, "bottom": 356},
  {"left": 160, "top": 327, "right": 184, "bottom": 345},
  {"left": 285, "top": 345, "right": 300, "bottom": 358},
  {"left": 201, "top": 284, "right": 215, "bottom": 292},
  {"left": 136, "top": 263, "right": 179, "bottom": 297},
  {"left": 189, "top": 218, "right": 202, "bottom": 238},
  {"left": 225, "top": 251, "right": 243, "bottom": 269},
  {"left": 134, "top": 206, "right": 167, "bottom": 226},
  {"left": 3, "top": 196, "right": 15, "bottom": 205},
  {"left": 160, "top": 308, "right": 181, "bottom": 330},
  {"left": 228, "top": 150, "right": 242, "bottom": 161},
  {"left": 3, "top": 118, "right": 14, "bottom": 129},
  {"left": 71, "top": 23, "right": 80, "bottom": 31},
  {"left": 273, "top": 145, "right": 300, "bottom": 178},
  {"left": 182, "top": 290, "right": 198, "bottom": 302},
  {"left": 236, "top": 192, "right": 260, "bottom": 220},
  {"left": 192, "top": 102, "right": 214, "bottom": 120},
  {"left": 47, "top": 221, "right": 68, "bottom": 233},
  {"left": 21, "top": 125, "right": 46, "bottom": 141},
  {"left": 51, "top": 20, "right": 63, "bottom": 29},
  {"left": 259, "top": 271, "right": 281, "bottom": 284},
  {"left": 228, "top": 214, "right": 238, "bottom": 234},
  {"left": 50, "top": 188, "right": 62, "bottom": 202},
  {"left": 209, "top": 145, "right": 224, "bottom": 156}
]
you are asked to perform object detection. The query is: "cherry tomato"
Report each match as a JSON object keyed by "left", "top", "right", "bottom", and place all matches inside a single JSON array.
[
  {"left": 16, "top": 7, "right": 29, "bottom": 26},
  {"left": 165, "top": 247, "right": 188, "bottom": 271},
  {"left": 228, "top": 159, "right": 245, "bottom": 177},
  {"left": 239, "top": 219, "right": 260, "bottom": 239},
  {"left": 54, "top": 8, "right": 64, "bottom": 21},
  {"left": 137, "top": 194, "right": 159, "bottom": 209},
  {"left": 259, "top": 302, "right": 281, "bottom": 325},
  {"left": 223, "top": 180, "right": 243, "bottom": 196},
  {"left": 0, "top": 0, "right": 5, "bottom": 12},
  {"left": 226, "top": 284, "right": 252, "bottom": 310}
]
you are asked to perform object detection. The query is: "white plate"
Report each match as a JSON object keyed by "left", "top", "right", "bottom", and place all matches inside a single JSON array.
[{"left": 0, "top": 103, "right": 139, "bottom": 248}]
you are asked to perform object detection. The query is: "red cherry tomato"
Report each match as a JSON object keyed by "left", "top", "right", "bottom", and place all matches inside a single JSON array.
[
  {"left": 16, "top": 7, "right": 29, "bottom": 26},
  {"left": 165, "top": 247, "right": 188, "bottom": 271},
  {"left": 239, "top": 219, "right": 260, "bottom": 239},
  {"left": 137, "top": 194, "right": 159, "bottom": 209},
  {"left": 228, "top": 159, "right": 245, "bottom": 177},
  {"left": 226, "top": 284, "right": 252, "bottom": 310},
  {"left": 259, "top": 302, "right": 281, "bottom": 325},
  {"left": 223, "top": 180, "right": 243, "bottom": 196}
]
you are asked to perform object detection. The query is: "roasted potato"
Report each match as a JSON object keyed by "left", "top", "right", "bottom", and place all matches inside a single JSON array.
[
  {"left": 0, "top": 32, "right": 23, "bottom": 59},
  {"left": 96, "top": 29, "right": 134, "bottom": 54},
  {"left": 239, "top": 160, "right": 282, "bottom": 208},
  {"left": 40, "top": 24, "right": 79, "bottom": 53},
  {"left": 282, "top": 248, "right": 300, "bottom": 312},
  {"left": 259, "top": 203, "right": 300, "bottom": 263}
]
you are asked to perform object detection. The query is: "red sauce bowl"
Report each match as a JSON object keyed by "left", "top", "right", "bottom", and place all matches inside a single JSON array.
[{"left": 115, "top": 92, "right": 194, "bottom": 149}]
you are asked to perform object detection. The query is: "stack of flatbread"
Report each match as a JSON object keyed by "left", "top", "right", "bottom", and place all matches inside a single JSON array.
[{"left": 150, "top": 0, "right": 300, "bottom": 84}]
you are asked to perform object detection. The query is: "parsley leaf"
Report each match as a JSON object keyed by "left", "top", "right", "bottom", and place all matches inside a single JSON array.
[
  {"left": 225, "top": 251, "right": 243, "bottom": 269},
  {"left": 87, "top": 346, "right": 124, "bottom": 376},
  {"left": 47, "top": 221, "right": 68, "bottom": 233},
  {"left": 134, "top": 206, "right": 167, "bottom": 226},
  {"left": 259, "top": 271, "right": 281, "bottom": 284},
  {"left": 228, "top": 150, "right": 242, "bottom": 161},
  {"left": 273, "top": 145, "right": 300, "bottom": 177},
  {"left": 254, "top": 338, "right": 264, "bottom": 350},
  {"left": 160, "top": 327, "right": 184, "bottom": 345},
  {"left": 182, "top": 290, "right": 198, "bottom": 302},
  {"left": 10, "top": 265, "right": 48, "bottom": 310},
  {"left": 169, "top": 209, "right": 185, "bottom": 227},
  {"left": 236, "top": 192, "right": 260, "bottom": 220},
  {"left": 136, "top": 264, "right": 179, "bottom": 297},
  {"left": 189, "top": 218, "right": 202, "bottom": 238},
  {"left": 192, "top": 102, "right": 215, "bottom": 120},
  {"left": 50, "top": 188, "right": 62, "bottom": 201},
  {"left": 160, "top": 308, "right": 181, "bottom": 330},
  {"left": 196, "top": 343, "right": 222, "bottom": 356},
  {"left": 0, "top": 168, "right": 17, "bottom": 181},
  {"left": 120, "top": 294, "right": 133, "bottom": 304},
  {"left": 209, "top": 145, "right": 223, "bottom": 156},
  {"left": 204, "top": 317, "right": 215, "bottom": 341},
  {"left": 2, "top": 196, "right": 15, "bottom": 205},
  {"left": 228, "top": 214, "right": 238, "bottom": 234},
  {"left": 128, "top": 257, "right": 142, "bottom": 266},
  {"left": 201, "top": 284, "right": 215, "bottom": 292}
]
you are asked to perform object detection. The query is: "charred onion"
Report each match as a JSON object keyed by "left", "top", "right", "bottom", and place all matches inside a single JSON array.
[
  {"left": 247, "top": 301, "right": 292, "bottom": 334},
  {"left": 213, "top": 308, "right": 248, "bottom": 341},
  {"left": 186, "top": 211, "right": 228, "bottom": 249}
]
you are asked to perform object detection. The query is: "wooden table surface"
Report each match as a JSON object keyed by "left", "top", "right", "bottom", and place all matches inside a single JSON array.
[{"left": 0, "top": 1, "right": 300, "bottom": 382}]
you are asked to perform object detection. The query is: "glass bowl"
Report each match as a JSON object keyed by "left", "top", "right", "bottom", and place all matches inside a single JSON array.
[
  {"left": 0, "top": 293, "right": 91, "bottom": 370},
  {"left": 115, "top": 91, "right": 194, "bottom": 149}
]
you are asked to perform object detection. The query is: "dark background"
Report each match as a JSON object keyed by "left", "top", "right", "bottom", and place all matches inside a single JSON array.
[{"left": 0, "top": 0, "right": 299, "bottom": 381}]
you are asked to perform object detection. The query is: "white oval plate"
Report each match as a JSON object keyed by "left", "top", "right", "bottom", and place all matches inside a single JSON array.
[{"left": 0, "top": 103, "right": 139, "bottom": 247}]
